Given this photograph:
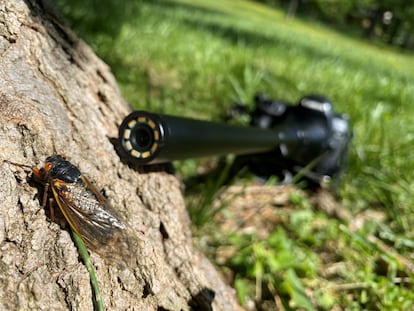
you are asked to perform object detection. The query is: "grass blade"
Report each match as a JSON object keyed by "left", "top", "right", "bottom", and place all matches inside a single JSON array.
[{"left": 72, "top": 230, "right": 104, "bottom": 311}]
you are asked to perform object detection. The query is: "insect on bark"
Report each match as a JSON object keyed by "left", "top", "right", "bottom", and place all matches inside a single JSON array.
[{"left": 5, "top": 154, "right": 133, "bottom": 264}]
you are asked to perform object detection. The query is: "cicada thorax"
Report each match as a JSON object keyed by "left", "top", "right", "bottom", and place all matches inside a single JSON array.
[{"left": 37, "top": 155, "right": 83, "bottom": 184}]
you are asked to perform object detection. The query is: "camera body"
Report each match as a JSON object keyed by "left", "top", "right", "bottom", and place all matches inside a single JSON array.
[{"left": 229, "top": 93, "right": 352, "bottom": 186}]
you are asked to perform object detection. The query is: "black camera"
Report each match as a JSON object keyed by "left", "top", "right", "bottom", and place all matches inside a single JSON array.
[{"left": 118, "top": 94, "right": 352, "bottom": 187}]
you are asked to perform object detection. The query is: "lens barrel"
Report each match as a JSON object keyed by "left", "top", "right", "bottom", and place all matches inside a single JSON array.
[{"left": 119, "top": 111, "right": 279, "bottom": 164}]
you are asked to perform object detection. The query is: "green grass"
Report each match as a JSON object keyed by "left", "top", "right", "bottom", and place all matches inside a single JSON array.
[{"left": 55, "top": 0, "right": 414, "bottom": 309}]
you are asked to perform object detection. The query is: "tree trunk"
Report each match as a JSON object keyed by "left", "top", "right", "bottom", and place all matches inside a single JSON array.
[{"left": 0, "top": 1, "right": 240, "bottom": 310}]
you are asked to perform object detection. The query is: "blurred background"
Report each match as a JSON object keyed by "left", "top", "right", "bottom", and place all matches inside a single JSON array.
[{"left": 55, "top": 0, "right": 414, "bottom": 309}]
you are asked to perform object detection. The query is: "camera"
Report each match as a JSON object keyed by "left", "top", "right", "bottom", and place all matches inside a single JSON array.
[{"left": 118, "top": 93, "right": 352, "bottom": 187}]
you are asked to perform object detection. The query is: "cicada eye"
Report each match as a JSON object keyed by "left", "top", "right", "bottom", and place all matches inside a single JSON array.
[{"left": 44, "top": 162, "right": 53, "bottom": 172}]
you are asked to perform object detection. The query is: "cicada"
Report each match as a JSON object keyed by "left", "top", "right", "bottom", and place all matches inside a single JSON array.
[{"left": 6, "top": 154, "right": 132, "bottom": 263}]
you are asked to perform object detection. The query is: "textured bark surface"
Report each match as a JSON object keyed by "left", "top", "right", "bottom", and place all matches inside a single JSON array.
[{"left": 0, "top": 1, "right": 240, "bottom": 310}]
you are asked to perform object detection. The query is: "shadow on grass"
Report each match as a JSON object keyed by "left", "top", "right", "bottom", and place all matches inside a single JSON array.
[{"left": 55, "top": 0, "right": 141, "bottom": 40}]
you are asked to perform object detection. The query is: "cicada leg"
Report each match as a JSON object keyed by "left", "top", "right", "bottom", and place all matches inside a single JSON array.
[
  {"left": 48, "top": 197, "right": 55, "bottom": 222},
  {"left": 31, "top": 166, "right": 50, "bottom": 209}
]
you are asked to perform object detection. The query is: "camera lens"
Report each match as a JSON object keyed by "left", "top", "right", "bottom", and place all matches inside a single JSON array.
[{"left": 131, "top": 125, "right": 154, "bottom": 151}]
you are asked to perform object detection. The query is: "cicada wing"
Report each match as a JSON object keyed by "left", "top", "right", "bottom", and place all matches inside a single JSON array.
[{"left": 50, "top": 179, "right": 128, "bottom": 257}]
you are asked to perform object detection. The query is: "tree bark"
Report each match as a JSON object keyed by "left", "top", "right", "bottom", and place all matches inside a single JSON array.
[{"left": 0, "top": 0, "right": 240, "bottom": 310}]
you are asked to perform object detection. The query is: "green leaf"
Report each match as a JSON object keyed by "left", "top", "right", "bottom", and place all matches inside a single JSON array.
[
  {"left": 283, "top": 269, "right": 315, "bottom": 311},
  {"left": 234, "top": 277, "right": 251, "bottom": 306}
]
